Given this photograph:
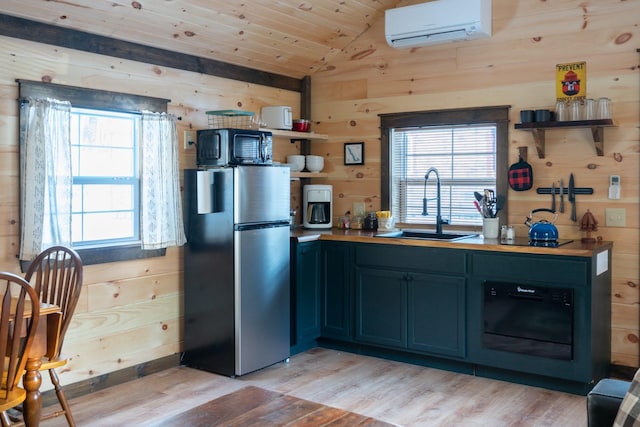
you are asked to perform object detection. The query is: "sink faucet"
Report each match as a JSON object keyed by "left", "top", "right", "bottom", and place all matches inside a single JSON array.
[{"left": 422, "top": 167, "right": 448, "bottom": 234}]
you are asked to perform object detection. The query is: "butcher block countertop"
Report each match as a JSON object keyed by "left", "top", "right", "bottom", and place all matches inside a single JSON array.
[{"left": 291, "top": 228, "right": 612, "bottom": 257}]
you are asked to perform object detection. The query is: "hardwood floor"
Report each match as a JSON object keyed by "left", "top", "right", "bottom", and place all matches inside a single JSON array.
[
  {"left": 40, "top": 348, "right": 588, "bottom": 426},
  {"left": 155, "top": 385, "right": 395, "bottom": 426}
]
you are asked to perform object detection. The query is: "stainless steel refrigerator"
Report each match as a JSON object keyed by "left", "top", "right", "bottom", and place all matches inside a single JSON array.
[{"left": 182, "top": 165, "right": 291, "bottom": 376}]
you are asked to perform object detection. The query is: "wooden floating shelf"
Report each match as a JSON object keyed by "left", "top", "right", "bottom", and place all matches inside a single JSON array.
[
  {"left": 291, "top": 172, "right": 328, "bottom": 179},
  {"left": 514, "top": 119, "right": 615, "bottom": 158},
  {"left": 260, "top": 128, "right": 329, "bottom": 141}
]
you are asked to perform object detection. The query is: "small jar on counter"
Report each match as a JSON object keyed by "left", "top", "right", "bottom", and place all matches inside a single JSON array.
[
  {"left": 500, "top": 225, "right": 515, "bottom": 241},
  {"left": 363, "top": 212, "right": 378, "bottom": 231},
  {"left": 337, "top": 214, "right": 351, "bottom": 229},
  {"left": 351, "top": 216, "right": 363, "bottom": 230}
]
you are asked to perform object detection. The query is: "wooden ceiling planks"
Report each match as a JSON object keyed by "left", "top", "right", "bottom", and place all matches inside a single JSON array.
[
  {"left": 0, "top": 0, "right": 399, "bottom": 79},
  {"left": 0, "top": 14, "right": 302, "bottom": 91}
]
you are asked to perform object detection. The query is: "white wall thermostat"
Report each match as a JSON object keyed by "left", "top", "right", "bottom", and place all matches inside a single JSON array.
[{"left": 608, "top": 175, "right": 620, "bottom": 199}]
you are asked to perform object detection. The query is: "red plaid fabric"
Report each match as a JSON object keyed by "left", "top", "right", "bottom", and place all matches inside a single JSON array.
[{"left": 508, "top": 162, "right": 533, "bottom": 191}]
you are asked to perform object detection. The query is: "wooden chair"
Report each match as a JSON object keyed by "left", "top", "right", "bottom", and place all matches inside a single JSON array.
[
  {"left": 23, "top": 246, "right": 83, "bottom": 427},
  {"left": 0, "top": 272, "right": 40, "bottom": 427}
]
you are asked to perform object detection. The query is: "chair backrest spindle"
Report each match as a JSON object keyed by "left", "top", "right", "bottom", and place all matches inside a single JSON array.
[
  {"left": 0, "top": 272, "right": 40, "bottom": 397},
  {"left": 25, "top": 246, "right": 83, "bottom": 358}
]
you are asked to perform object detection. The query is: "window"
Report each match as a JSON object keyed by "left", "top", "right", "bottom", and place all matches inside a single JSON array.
[
  {"left": 71, "top": 108, "right": 140, "bottom": 246},
  {"left": 380, "top": 106, "right": 510, "bottom": 228},
  {"left": 390, "top": 124, "right": 497, "bottom": 226},
  {"left": 18, "top": 80, "right": 176, "bottom": 266}
]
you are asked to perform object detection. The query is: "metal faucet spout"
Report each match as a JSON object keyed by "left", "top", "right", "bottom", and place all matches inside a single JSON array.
[{"left": 423, "top": 167, "right": 444, "bottom": 234}]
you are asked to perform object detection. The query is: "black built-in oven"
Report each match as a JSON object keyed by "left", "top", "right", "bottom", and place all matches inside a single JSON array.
[{"left": 483, "top": 281, "right": 573, "bottom": 360}]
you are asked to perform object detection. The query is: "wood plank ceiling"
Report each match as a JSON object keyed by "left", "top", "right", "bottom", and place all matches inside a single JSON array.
[{"left": 0, "top": 0, "right": 400, "bottom": 80}]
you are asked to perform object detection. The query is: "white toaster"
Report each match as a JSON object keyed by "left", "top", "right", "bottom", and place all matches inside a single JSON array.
[{"left": 261, "top": 106, "right": 292, "bottom": 130}]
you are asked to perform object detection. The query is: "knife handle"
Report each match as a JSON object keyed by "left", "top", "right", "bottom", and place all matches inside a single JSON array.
[{"left": 571, "top": 201, "right": 576, "bottom": 222}]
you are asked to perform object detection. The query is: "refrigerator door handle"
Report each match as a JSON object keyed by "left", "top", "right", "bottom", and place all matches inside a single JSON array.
[{"left": 196, "top": 170, "right": 215, "bottom": 214}]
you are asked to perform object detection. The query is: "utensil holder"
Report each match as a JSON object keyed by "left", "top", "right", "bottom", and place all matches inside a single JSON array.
[{"left": 483, "top": 217, "right": 499, "bottom": 239}]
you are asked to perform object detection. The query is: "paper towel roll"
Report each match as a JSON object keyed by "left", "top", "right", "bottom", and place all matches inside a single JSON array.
[{"left": 196, "top": 170, "right": 213, "bottom": 214}]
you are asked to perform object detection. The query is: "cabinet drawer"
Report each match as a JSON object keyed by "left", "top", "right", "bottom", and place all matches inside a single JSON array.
[
  {"left": 471, "top": 253, "right": 588, "bottom": 285},
  {"left": 355, "top": 244, "right": 466, "bottom": 274}
]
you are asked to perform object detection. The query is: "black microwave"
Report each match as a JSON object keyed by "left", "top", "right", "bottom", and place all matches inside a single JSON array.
[{"left": 196, "top": 128, "right": 273, "bottom": 167}]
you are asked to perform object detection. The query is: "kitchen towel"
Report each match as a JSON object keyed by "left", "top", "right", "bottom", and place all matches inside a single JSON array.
[{"left": 508, "top": 156, "right": 533, "bottom": 191}]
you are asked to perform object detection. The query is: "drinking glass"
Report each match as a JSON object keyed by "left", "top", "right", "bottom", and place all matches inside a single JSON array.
[
  {"left": 583, "top": 99, "right": 595, "bottom": 120},
  {"left": 597, "top": 97, "right": 611, "bottom": 119},
  {"left": 555, "top": 101, "right": 567, "bottom": 121},
  {"left": 569, "top": 99, "right": 582, "bottom": 121}
]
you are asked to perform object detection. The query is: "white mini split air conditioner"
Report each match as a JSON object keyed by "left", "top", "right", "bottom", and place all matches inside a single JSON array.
[{"left": 385, "top": 0, "right": 492, "bottom": 48}]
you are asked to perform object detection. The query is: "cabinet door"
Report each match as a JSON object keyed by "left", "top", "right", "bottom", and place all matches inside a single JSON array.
[
  {"left": 355, "top": 267, "right": 407, "bottom": 348},
  {"left": 292, "top": 241, "right": 321, "bottom": 352},
  {"left": 321, "top": 242, "right": 352, "bottom": 340},
  {"left": 408, "top": 273, "right": 466, "bottom": 358}
]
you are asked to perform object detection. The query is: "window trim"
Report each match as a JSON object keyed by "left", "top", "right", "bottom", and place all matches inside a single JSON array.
[
  {"left": 380, "top": 106, "right": 511, "bottom": 227},
  {"left": 17, "top": 79, "right": 169, "bottom": 112},
  {"left": 18, "top": 79, "right": 169, "bottom": 266}
]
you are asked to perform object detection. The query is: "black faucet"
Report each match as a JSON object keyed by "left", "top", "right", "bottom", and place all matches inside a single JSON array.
[{"left": 422, "top": 167, "right": 447, "bottom": 234}]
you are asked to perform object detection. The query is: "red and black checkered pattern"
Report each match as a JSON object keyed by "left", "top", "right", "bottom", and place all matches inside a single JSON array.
[{"left": 508, "top": 158, "right": 533, "bottom": 191}]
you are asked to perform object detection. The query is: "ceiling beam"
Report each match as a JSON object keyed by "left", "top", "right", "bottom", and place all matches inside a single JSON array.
[{"left": 0, "top": 14, "right": 302, "bottom": 92}]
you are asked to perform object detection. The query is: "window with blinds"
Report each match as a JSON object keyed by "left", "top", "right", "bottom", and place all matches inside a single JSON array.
[{"left": 391, "top": 125, "right": 496, "bottom": 227}]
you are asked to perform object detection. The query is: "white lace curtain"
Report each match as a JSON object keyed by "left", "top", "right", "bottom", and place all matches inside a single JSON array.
[
  {"left": 19, "top": 98, "right": 186, "bottom": 260},
  {"left": 140, "top": 111, "right": 186, "bottom": 249},
  {"left": 19, "top": 98, "right": 73, "bottom": 260}
]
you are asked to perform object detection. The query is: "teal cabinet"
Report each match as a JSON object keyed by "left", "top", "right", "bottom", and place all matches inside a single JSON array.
[
  {"left": 320, "top": 242, "right": 352, "bottom": 341},
  {"left": 290, "top": 240, "right": 321, "bottom": 354},
  {"left": 408, "top": 273, "right": 465, "bottom": 358},
  {"left": 355, "top": 267, "right": 407, "bottom": 348},
  {"left": 299, "top": 239, "right": 611, "bottom": 393},
  {"left": 467, "top": 250, "right": 611, "bottom": 386},
  {"left": 353, "top": 244, "right": 466, "bottom": 358}
]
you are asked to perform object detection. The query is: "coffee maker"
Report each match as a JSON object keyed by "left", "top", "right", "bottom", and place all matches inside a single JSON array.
[{"left": 303, "top": 184, "right": 332, "bottom": 229}]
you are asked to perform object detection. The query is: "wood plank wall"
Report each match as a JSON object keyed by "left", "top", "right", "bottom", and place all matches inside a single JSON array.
[
  {"left": 0, "top": 0, "right": 637, "bottom": 395},
  {"left": 0, "top": 36, "right": 301, "bottom": 390},
  {"left": 309, "top": 0, "right": 639, "bottom": 368}
]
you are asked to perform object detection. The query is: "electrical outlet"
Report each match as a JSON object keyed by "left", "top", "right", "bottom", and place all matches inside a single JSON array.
[
  {"left": 183, "top": 131, "right": 195, "bottom": 150},
  {"left": 605, "top": 208, "right": 626, "bottom": 227}
]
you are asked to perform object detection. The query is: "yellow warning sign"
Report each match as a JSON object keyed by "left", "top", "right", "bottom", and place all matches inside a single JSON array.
[{"left": 556, "top": 62, "right": 586, "bottom": 103}]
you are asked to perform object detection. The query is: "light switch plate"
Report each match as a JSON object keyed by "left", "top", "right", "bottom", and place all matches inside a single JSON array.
[
  {"left": 605, "top": 208, "right": 626, "bottom": 227},
  {"left": 184, "top": 131, "right": 195, "bottom": 149}
]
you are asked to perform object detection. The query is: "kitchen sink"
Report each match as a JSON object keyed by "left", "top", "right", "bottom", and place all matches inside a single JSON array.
[{"left": 375, "top": 229, "right": 478, "bottom": 241}]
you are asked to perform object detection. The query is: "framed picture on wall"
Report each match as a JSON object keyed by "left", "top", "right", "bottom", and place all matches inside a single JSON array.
[{"left": 344, "top": 142, "right": 364, "bottom": 165}]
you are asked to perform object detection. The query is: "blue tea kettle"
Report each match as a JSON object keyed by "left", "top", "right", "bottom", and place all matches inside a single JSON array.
[{"left": 525, "top": 208, "right": 559, "bottom": 241}]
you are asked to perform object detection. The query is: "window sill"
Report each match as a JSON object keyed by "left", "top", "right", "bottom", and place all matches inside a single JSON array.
[
  {"left": 21, "top": 244, "right": 166, "bottom": 272},
  {"left": 76, "top": 244, "right": 166, "bottom": 266}
]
